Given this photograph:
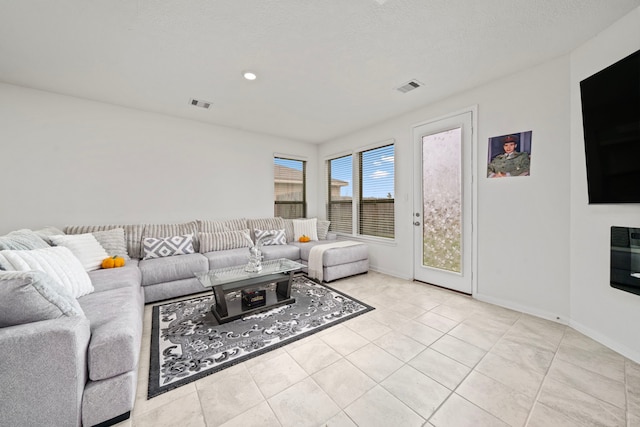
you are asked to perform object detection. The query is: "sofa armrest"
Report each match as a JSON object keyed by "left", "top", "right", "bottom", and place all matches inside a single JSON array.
[{"left": 0, "top": 316, "right": 91, "bottom": 427}]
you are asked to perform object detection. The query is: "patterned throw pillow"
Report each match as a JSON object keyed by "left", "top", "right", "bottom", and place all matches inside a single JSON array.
[
  {"left": 143, "top": 234, "right": 195, "bottom": 260},
  {"left": 198, "top": 230, "right": 252, "bottom": 253},
  {"left": 247, "top": 217, "right": 285, "bottom": 242},
  {"left": 254, "top": 229, "right": 287, "bottom": 246}
]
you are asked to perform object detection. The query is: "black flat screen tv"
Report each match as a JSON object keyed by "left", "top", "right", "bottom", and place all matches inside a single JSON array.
[{"left": 580, "top": 48, "right": 640, "bottom": 204}]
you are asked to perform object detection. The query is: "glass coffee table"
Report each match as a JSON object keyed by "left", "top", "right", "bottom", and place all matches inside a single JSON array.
[{"left": 194, "top": 258, "right": 305, "bottom": 323}]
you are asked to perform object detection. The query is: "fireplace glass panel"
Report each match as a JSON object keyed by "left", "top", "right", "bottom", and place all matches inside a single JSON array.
[{"left": 610, "top": 226, "right": 640, "bottom": 296}]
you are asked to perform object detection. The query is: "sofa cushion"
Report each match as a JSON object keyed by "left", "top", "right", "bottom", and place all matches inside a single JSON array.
[
  {"left": 290, "top": 240, "right": 369, "bottom": 264},
  {"left": 78, "top": 285, "right": 144, "bottom": 381},
  {"left": 143, "top": 234, "right": 195, "bottom": 260},
  {"left": 64, "top": 224, "right": 146, "bottom": 260},
  {"left": 88, "top": 260, "right": 141, "bottom": 293},
  {"left": 202, "top": 247, "right": 250, "bottom": 269},
  {"left": 260, "top": 244, "right": 300, "bottom": 261},
  {"left": 0, "top": 246, "right": 94, "bottom": 298},
  {"left": 0, "top": 229, "right": 50, "bottom": 251},
  {"left": 0, "top": 270, "right": 84, "bottom": 327},
  {"left": 50, "top": 233, "right": 109, "bottom": 272},
  {"left": 91, "top": 228, "right": 130, "bottom": 260},
  {"left": 138, "top": 253, "right": 208, "bottom": 286}
]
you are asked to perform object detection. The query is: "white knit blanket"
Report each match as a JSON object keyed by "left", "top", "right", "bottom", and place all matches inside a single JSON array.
[{"left": 308, "top": 240, "right": 362, "bottom": 282}]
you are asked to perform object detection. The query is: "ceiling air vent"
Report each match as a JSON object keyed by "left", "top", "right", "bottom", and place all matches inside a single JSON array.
[
  {"left": 395, "top": 80, "right": 423, "bottom": 93},
  {"left": 190, "top": 98, "right": 212, "bottom": 109}
]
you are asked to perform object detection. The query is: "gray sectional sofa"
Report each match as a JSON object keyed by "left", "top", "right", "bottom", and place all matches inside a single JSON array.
[{"left": 0, "top": 217, "right": 368, "bottom": 426}]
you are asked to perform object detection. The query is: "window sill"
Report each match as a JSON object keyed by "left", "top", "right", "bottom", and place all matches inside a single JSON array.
[{"left": 333, "top": 233, "right": 397, "bottom": 247}]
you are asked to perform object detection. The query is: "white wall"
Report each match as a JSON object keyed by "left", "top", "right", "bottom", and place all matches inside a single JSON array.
[
  {"left": 0, "top": 83, "right": 318, "bottom": 234},
  {"left": 569, "top": 7, "right": 640, "bottom": 361},
  {"left": 319, "top": 55, "right": 572, "bottom": 322}
]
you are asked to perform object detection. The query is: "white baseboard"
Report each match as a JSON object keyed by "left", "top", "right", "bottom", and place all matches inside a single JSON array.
[
  {"left": 569, "top": 319, "right": 640, "bottom": 364},
  {"left": 474, "top": 292, "right": 569, "bottom": 325},
  {"left": 369, "top": 266, "right": 412, "bottom": 281}
]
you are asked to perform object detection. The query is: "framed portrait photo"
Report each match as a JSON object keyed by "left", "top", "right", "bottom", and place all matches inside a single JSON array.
[{"left": 487, "top": 131, "right": 532, "bottom": 178}]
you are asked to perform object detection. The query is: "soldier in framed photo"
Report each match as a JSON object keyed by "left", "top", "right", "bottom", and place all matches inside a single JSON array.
[{"left": 487, "top": 133, "right": 532, "bottom": 178}]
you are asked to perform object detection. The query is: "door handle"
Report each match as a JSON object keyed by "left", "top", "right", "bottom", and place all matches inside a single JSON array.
[{"left": 414, "top": 221, "right": 421, "bottom": 226}]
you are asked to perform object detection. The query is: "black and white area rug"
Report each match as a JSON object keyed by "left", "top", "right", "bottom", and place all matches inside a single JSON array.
[{"left": 148, "top": 275, "right": 374, "bottom": 399}]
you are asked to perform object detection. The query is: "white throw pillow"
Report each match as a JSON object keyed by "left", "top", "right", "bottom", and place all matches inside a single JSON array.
[
  {"left": 292, "top": 218, "right": 319, "bottom": 241},
  {"left": 0, "top": 246, "right": 94, "bottom": 298},
  {"left": 50, "top": 233, "right": 109, "bottom": 272}
]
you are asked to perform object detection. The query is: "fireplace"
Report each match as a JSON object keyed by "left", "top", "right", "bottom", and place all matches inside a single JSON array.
[{"left": 610, "top": 226, "right": 640, "bottom": 296}]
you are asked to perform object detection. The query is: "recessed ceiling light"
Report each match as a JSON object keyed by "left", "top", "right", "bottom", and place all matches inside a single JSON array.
[{"left": 243, "top": 72, "right": 257, "bottom": 81}]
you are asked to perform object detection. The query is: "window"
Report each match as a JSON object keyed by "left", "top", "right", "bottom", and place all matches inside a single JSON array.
[
  {"left": 359, "top": 144, "right": 395, "bottom": 238},
  {"left": 327, "top": 155, "right": 353, "bottom": 233},
  {"left": 274, "top": 157, "right": 306, "bottom": 219},
  {"left": 326, "top": 143, "right": 395, "bottom": 238}
]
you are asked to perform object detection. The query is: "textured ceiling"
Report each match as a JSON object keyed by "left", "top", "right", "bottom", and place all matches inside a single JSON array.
[{"left": 1, "top": 0, "right": 639, "bottom": 143}]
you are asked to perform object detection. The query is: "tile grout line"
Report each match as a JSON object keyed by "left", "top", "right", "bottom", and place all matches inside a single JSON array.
[
  {"left": 423, "top": 306, "right": 520, "bottom": 426},
  {"left": 522, "top": 324, "right": 569, "bottom": 427}
]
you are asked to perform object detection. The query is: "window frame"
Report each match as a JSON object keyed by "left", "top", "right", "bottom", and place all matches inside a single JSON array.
[
  {"left": 274, "top": 156, "right": 307, "bottom": 219},
  {"left": 326, "top": 153, "right": 354, "bottom": 234},
  {"left": 326, "top": 140, "right": 395, "bottom": 240}
]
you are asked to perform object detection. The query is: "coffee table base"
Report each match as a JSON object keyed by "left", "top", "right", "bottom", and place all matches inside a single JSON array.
[{"left": 210, "top": 271, "right": 296, "bottom": 324}]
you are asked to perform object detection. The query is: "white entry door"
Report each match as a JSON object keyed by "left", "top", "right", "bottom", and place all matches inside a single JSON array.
[{"left": 413, "top": 111, "right": 474, "bottom": 294}]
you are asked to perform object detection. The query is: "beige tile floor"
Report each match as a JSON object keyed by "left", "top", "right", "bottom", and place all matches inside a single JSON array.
[{"left": 115, "top": 271, "right": 640, "bottom": 427}]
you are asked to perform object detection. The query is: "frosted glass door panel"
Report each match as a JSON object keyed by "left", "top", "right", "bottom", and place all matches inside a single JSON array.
[{"left": 422, "top": 128, "right": 462, "bottom": 273}]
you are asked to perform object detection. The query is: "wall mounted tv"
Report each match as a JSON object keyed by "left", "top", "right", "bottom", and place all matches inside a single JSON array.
[{"left": 580, "top": 48, "right": 640, "bottom": 204}]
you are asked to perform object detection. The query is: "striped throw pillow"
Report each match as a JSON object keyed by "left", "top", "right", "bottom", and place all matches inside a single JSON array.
[
  {"left": 292, "top": 218, "right": 318, "bottom": 241},
  {"left": 91, "top": 228, "right": 130, "bottom": 260},
  {"left": 198, "top": 230, "right": 252, "bottom": 253}
]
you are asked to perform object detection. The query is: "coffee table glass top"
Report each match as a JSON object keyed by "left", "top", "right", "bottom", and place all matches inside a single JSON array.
[{"left": 195, "top": 258, "right": 305, "bottom": 287}]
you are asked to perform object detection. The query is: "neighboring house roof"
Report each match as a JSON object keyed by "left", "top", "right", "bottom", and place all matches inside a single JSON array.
[{"left": 274, "top": 164, "right": 348, "bottom": 188}]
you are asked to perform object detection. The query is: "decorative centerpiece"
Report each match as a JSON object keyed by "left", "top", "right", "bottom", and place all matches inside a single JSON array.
[
  {"left": 243, "top": 231, "right": 276, "bottom": 273},
  {"left": 241, "top": 289, "right": 266, "bottom": 308}
]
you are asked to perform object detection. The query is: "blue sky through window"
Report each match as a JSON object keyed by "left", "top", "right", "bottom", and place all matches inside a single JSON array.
[
  {"left": 274, "top": 157, "right": 303, "bottom": 170},
  {"left": 362, "top": 145, "right": 394, "bottom": 199},
  {"left": 277, "top": 148, "right": 394, "bottom": 200},
  {"left": 329, "top": 145, "right": 394, "bottom": 199}
]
